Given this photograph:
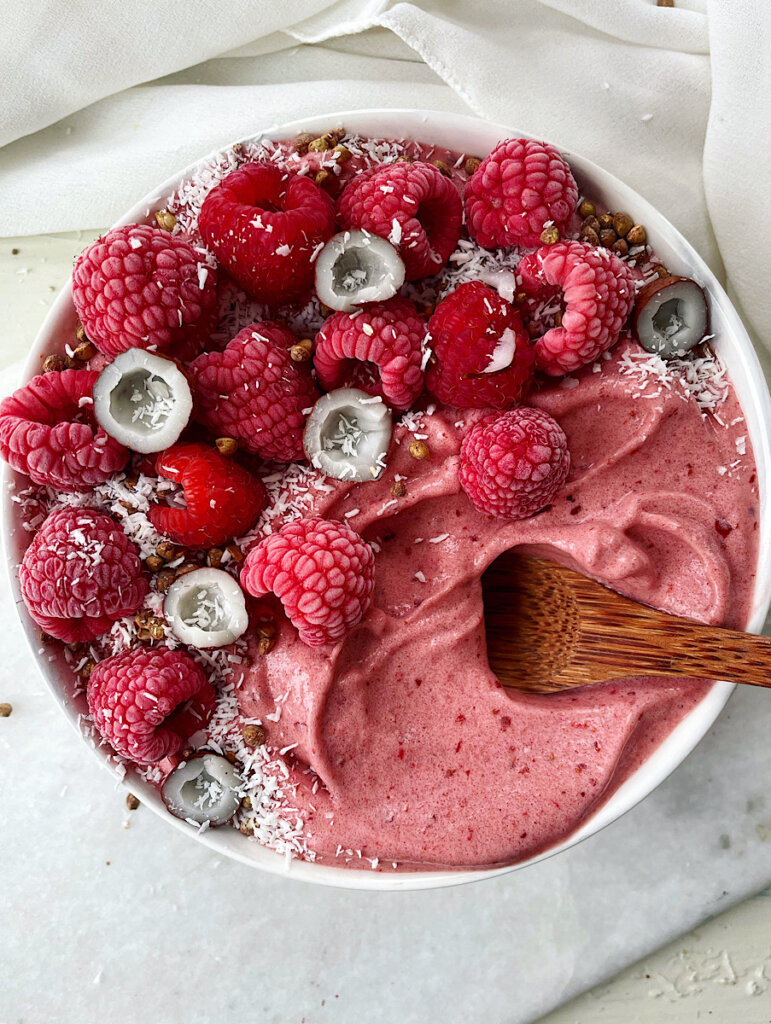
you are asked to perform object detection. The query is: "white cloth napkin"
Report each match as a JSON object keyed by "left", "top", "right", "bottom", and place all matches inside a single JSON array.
[
  {"left": 3, "top": 3, "right": 771, "bottom": 1021},
  {"left": 1, "top": 0, "right": 770, "bottom": 354}
]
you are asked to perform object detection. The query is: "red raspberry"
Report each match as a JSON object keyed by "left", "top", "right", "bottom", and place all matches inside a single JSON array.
[
  {"left": 337, "top": 161, "right": 462, "bottom": 280},
  {"left": 150, "top": 443, "right": 267, "bottom": 549},
  {"left": 0, "top": 370, "right": 129, "bottom": 491},
  {"left": 314, "top": 297, "right": 426, "bottom": 411},
  {"left": 518, "top": 241, "right": 635, "bottom": 375},
  {"left": 19, "top": 507, "right": 148, "bottom": 642},
  {"left": 425, "top": 282, "right": 535, "bottom": 409},
  {"left": 459, "top": 407, "right": 570, "bottom": 519},
  {"left": 87, "top": 647, "right": 215, "bottom": 764},
  {"left": 198, "top": 162, "right": 335, "bottom": 306},
  {"left": 72, "top": 224, "right": 218, "bottom": 358},
  {"left": 190, "top": 321, "right": 319, "bottom": 463},
  {"left": 464, "top": 138, "right": 578, "bottom": 249},
  {"left": 241, "top": 517, "right": 374, "bottom": 647},
  {"left": 84, "top": 330, "right": 211, "bottom": 374}
]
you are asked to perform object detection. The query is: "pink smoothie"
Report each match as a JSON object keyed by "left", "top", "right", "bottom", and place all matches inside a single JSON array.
[{"left": 235, "top": 341, "right": 758, "bottom": 870}]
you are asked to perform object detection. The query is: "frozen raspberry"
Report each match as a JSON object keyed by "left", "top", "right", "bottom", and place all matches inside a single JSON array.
[
  {"left": 518, "top": 241, "right": 635, "bottom": 375},
  {"left": 190, "top": 322, "right": 319, "bottom": 462},
  {"left": 87, "top": 647, "right": 215, "bottom": 764},
  {"left": 241, "top": 517, "right": 375, "bottom": 647},
  {"left": 459, "top": 407, "right": 570, "bottom": 519},
  {"left": 464, "top": 138, "right": 579, "bottom": 249},
  {"left": 198, "top": 162, "right": 335, "bottom": 306},
  {"left": 72, "top": 224, "right": 218, "bottom": 358},
  {"left": 314, "top": 297, "right": 425, "bottom": 411},
  {"left": 425, "top": 282, "right": 535, "bottom": 409},
  {"left": 19, "top": 507, "right": 148, "bottom": 642},
  {"left": 150, "top": 443, "right": 267, "bottom": 549},
  {"left": 337, "top": 161, "right": 462, "bottom": 280},
  {"left": 0, "top": 370, "right": 129, "bottom": 491}
]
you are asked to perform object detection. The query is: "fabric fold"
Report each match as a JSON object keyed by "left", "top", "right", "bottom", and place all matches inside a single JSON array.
[
  {"left": 703, "top": 0, "right": 771, "bottom": 345},
  {"left": 0, "top": 0, "right": 349, "bottom": 148}
]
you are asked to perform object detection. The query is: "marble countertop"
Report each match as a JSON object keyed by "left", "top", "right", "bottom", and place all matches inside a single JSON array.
[{"left": 2, "top": 233, "right": 771, "bottom": 1024}]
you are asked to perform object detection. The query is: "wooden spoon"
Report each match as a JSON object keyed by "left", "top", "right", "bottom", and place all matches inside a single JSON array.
[{"left": 482, "top": 551, "right": 771, "bottom": 694}]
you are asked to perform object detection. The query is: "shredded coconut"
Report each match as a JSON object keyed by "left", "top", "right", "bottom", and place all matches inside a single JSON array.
[{"left": 617, "top": 346, "right": 729, "bottom": 414}]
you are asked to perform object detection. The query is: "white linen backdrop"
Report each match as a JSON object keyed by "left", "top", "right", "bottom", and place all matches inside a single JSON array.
[{"left": 1, "top": 0, "right": 770, "bottom": 362}]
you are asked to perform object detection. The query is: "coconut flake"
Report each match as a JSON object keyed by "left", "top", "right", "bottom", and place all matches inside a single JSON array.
[{"left": 482, "top": 328, "right": 517, "bottom": 374}]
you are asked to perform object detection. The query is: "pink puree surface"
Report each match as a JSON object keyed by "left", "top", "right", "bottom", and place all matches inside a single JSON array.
[{"left": 236, "top": 341, "right": 759, "bottom": 870}]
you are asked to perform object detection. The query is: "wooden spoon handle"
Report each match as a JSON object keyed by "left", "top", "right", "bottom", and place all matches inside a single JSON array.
[
  {"left": 581, "top": 597, "right": 771, "bottom": 688},
  {"left": 666, "top": 621, "right": 771, "bottom": 687}
]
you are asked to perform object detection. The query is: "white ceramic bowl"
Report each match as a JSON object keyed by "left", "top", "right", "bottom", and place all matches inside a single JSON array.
[{"left": 4, "top": 110, "right": 771, "bottom": 891}]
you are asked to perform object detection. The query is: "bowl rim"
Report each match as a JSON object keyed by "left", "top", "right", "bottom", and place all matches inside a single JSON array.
[{"left": 3, "top": 107, "right": 770, "bottom": 892}]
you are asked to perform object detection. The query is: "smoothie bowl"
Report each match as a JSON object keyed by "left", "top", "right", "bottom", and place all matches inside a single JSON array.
[{"left": 2, "top": 110, "right": 770, "bottom": 891}]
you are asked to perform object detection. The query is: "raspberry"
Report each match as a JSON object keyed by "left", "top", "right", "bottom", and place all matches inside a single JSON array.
[
  {"left": 464, "top": 138, "right": 579, "bottom": 249},
  {"left": 190, "top": 322, "right": 319, "bottom": 462},
  {"left": 0, "top": 370, "right": 129, "bottom": 491},
  {"left": 314, "top": 297, "right": 426, "bottom": 411},
  {"left": 198, "top": 162, "right": 335, "bottom": 306},
  {"left": 87, "top": 647, "right": 215, "bottom": 764},
  {"left": 241, "top": 517, "right": 375, "bottom": 647},
  {"left": 459, "top": 407, "right": 570, "bottom": 519},
  {"left": 150, "top": 443, "right": 267, "bottom": 549},
  {"left": 425, "top": 282, "right": 535, "bottom": 409},
  {"left": 72, "top": 224, "right": 218, "bottom": 358},
  {"left": 337, "top": 161, "right": 462, "bottom": 280},
  {"left": 518, "top": 241, "right": 636, "bottom": 375},
  {"left": 19, "top": 507, "right": 148, "bottom": 642}
]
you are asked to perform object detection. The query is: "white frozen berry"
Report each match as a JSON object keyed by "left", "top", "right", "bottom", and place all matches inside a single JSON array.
[
  {"left": 92, "top": 349, "right": 193, "bottom": 453},
  {"left": 304, "top": 387, "right": 392, "bottom": 482},
  {"left": 632, "top": 275, "right": 710, "bottom": 358},
  {"left": 162, "top": 753, "right": 242, "bottom": 826},
  {"left": 164, "top": 568, "right": 248, "bottom": 649},
  {"left": 314, "top": 230, "right": 406, "bottom": 312}
]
